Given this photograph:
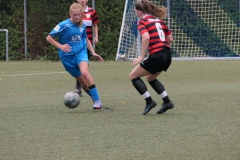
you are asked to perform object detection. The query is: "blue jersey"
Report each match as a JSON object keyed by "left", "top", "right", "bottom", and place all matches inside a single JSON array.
[{"left": 49, "top": 19, "right": 87, "bottom": 57}]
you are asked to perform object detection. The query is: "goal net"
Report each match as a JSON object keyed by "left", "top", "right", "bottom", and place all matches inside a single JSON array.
[{"left": 116, "top": 0, "right": 240, "bottom": 61}]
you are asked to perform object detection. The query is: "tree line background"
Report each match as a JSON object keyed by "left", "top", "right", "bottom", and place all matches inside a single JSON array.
[{"left": 0, "top": 0, "right": 125, "bottom": 61}]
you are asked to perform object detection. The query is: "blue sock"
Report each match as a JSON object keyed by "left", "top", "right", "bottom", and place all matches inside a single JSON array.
[{"left": 89, "top": 87, "right": 100, "bottom": 101}]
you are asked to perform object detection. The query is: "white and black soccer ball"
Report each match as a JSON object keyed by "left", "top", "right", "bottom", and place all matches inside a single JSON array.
[
  {"left": 63, "top": 92, "right": 80, "bottom": 109},
  {"left": 118, "top": 54, "right": 126, "bottom": 61}
]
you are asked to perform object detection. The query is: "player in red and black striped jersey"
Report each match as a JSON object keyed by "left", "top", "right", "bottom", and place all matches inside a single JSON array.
[
  {"left": 129, "top": 0, "right": 174, "bottom": 115},
  {"left": 78, "top": 0, "right": 99, "bottom": 52},
  {"left": 138, "top": 15, "right": 171, "bottom": 55},
  {"left": 83, "top": 7, "right": 99, "bottom": 45},
  {"left": 75, "top": 0, "right": 99, "bottom": 97}
]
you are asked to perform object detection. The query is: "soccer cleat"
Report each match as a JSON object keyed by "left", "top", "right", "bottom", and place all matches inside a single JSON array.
[
  {"left": 93, "top": 100, "right": 102, "bottom": 110},
  {"left": 75, "top": 89, "right": 83, "bottom": 97},
  {"left": 156, "top": 101, "right": 174, "bottom": 114},
  {"left": 142, "top": 100, "right": 157, "bottom": 115},
  {"left": 75, "top": 81, "right": 83, "bottom": 97}
]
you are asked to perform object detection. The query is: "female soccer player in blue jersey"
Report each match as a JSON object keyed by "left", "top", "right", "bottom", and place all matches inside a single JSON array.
[
  {"left": 46, "top": 3, "right": 103, "bottom": 109},
  {"left": 129, "top": 0, "right": 174, "bottom": 115}
]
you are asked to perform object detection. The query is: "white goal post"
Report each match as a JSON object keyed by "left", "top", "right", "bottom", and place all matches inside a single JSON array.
[{"left": 116, "top": 0, "right": 240, "bottom": 61}]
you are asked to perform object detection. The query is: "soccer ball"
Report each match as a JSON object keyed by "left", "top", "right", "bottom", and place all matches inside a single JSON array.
[
  {"left": 63, "top": 92, "right": 80, "bottom": 109},
  {"left": 118, "top": 54, "right": 126, "bottom": 61}
]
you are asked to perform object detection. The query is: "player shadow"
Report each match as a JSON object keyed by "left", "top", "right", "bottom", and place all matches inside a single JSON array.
[{"left": 60, "top": 106, "right": 114, "bottom": 114}]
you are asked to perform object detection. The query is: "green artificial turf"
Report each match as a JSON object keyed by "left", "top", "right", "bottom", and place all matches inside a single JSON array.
[{"left": 0, "top": 60, "right": 239, "bottom": 160}]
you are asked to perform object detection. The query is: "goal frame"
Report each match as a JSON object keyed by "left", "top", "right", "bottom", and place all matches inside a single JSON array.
[{"left": 116, "top": 0, "right": 240, "bottom": 61}]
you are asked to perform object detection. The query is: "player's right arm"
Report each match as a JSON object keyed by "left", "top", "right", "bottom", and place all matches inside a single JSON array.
[
  {"left": 46, "top": 35, "right": 71, "bottom": 53},
  {"left": 131, "top": 32, "right": 149, "bottom": 65}
]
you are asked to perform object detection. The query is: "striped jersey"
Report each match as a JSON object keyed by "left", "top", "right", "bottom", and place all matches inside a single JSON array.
[
  {"left": 137, "top": 15, "right": 171, "bottom": 55},
  {"left": 83, "top": 6, "right": 99, "bottom": 44}
]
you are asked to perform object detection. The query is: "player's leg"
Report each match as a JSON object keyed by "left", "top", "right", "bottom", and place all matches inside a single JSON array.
[
  {"left": 146, "top": 49, "right": 174, "bottom": 114},
  {"left": 146, "top": 74, "right": 173, "bottom": 114},
  {"left": 75, "top": 80, "right": 83, "bottom": 97},
  {"left": 129, "top": 64, "right": 156, "bottom": 114},
  {"left": 78, "top": 61, "right": 102, "bottom": 109},
  {"left": 75, "top": 76, "right": 91, "bottom": 96},
  {"left": 75, "top": 49, "right": 92, "bottom": 97},
  {"left": 146, "top": 72, "right": 171, "bottom": 104},
  {"left": 147, "top": 72, "right": 171, "bottom": 104},
  {"left": 76, "top": 47, "right": 102, "bottom": 109},
  {"left": 60, "top": 54, "right": 88, "bottom": 96}
]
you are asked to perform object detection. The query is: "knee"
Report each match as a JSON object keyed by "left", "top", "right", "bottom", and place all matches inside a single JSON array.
[
  {"left": 129, "top": 71, "right": 136, "bottom": 80},
  {"left": 146, "top": 75, "right": 157, "bottom": 82},
  {"left": 129, "top": 73, "right": 132, "bottom": 79},
  {"left": 145, "top": 76, "right": 151, "bottom": 82},
  {"left": 80, "top": 70, "right": 90, "bottom": 79}
]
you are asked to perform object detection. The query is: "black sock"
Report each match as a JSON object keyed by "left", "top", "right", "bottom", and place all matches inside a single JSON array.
[
  {"left": 163, "top": 96, "right": 170, "bottom": 104},
  {"left": 131, "top": 78, "right": 152, "bottom": 104},
  {"left": 148, "top": 79, "right": 164, "bottom": 94},
  {"left": 145, "top": 97, "right": 152, "bottom": 104},
  {"left": 149, "top": 79, "right": 170, "bottom": 103},
  {"left": 88, "top": 84, "right": 96, "bottom": 90},
  {"left": 131, "top": 78, "right": 147, "bottom": 95}
]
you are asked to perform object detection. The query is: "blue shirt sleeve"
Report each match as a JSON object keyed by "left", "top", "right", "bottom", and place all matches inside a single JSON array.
[{"left": 49, "top": 22, "right": 65, "bottom": 38}]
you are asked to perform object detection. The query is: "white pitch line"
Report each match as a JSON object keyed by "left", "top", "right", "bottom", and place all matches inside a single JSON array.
[{"left": 0, "top": 71, "right": 67, "bottom": 77}]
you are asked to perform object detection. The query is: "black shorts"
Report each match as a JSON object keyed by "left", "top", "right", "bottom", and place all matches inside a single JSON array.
[{"left": 140, "top": 48, "right": 172, "bottom": 74}]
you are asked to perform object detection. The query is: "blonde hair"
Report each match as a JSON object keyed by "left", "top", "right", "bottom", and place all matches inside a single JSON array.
[
  {"left": 135, "top": 0, "right": 167, "bottom": 19},
  {"left": 69, "top": 3, "right": 83, "bottom": 26}
]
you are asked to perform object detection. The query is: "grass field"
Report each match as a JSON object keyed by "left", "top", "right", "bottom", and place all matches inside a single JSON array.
[{"left": 0, "top": 60, "right": 240, "bottom": 160}]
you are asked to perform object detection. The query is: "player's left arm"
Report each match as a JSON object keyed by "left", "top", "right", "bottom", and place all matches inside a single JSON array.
[
  {"left": 166, "top": 34, "right": 173, "bottom": 44},
  {"left": 86, "top": 38, "right": 102, "bottom": 62},
  {"left": 165, "top": 24, "right": 173, "bottom": 44}
]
